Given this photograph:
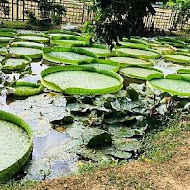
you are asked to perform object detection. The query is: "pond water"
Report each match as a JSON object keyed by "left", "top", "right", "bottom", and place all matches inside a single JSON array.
[{"left": 0, "top": 57, "right": 182, "bottom": 180}]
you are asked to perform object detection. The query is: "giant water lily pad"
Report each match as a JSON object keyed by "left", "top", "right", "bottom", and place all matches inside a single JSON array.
[
  {"left": 120, "top": 67, "right": 162, "bottom": 80},
  {"left": 117, "top": 41, "right": 149, "bottom": 49},
  {"left": 11, "top": 41, "right": 45, "bottom": 49},
  {"left": 108, "top": 56, "right": 152, "bottom": 67},
  {"left": 0, "top": 55, "right": 5, "bottom": 62},
  {"left": 1, "top": 56, "right": 31, "bottom": 71},
  {"left": 0, "top": 110, "right": 33, "bottom": 182},
  {"left": 41, "top": 65, "right": 123, "bottom": 95},
  {"left": 0, "top": 36, "right": 14, "bottom": 42},
  {"left": 79, "top": 59, "right": 120, "bottom": 72},
  {"left": 18, "top": 35, "right": 49, "bottom": 43},
  {"left": 81, "top": 47, "right": 114, "bottom": 58},
  {"left": 148, "top": 74, "right": 190, "bottom": 97},
  {"left": 80, "top": 63, "right": 119, "bottom": 72},
  {"left": 9, "top": 47, "right": 42, "bottom": 59},
  {"left": 163, "top": 54, "right": 190, "bottom": 64},
  {"left": 11, "top": 81, "right": 44, "bottom": 96},
  {"left": 43, "top": 47, "right": 96, "bottom": 64},
  {"left": 117, "top": 48, "right": 160, "bottom": 59},
  {"left": 152, "top": 46, "right": 176, "bottom": 54},
  {"left": 50, "top": 36, "right": 87, "bottom": 47}
]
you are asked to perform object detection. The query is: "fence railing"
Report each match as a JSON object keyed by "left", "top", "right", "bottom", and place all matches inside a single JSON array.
[
  {"left": 0, "top": 0, "right": 189, "bottom": 31},
  {"left": 0, "top": 0, "right": 94, "bottom": 24}
]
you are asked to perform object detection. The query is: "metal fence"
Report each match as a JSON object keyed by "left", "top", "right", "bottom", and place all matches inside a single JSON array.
[
  {"left": 0, "top": 0, "right": 94, "bottom": 24},
  {"left": 144, "top": 8, "right": 190, "bottom": 31},
  {"left": 0, "top": 0, "right": 189, "bottom": 31}
]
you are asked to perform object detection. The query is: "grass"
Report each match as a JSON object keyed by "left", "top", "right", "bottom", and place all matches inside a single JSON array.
[
  {"left": 0, "top": 21, "right": 40, "bottom": 30},
  {"left": 0, "top": 180, "right": 36, "bottom": 190},
  {"left": 0, "top": 21, "right": 28, "bottom": 29},
  {"left": 140, "top": 120, "right": 190, "bottom": 163}
]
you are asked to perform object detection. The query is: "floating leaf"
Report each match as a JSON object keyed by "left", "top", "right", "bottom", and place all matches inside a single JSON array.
[
  {"left": 0, "top": 110, "right": 33, "bottom": 182},
  {"left": 41, "top": 65, "right": 123, "bottom": 95}
]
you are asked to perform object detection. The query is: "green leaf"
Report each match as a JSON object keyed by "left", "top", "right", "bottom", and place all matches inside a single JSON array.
[
  {"left": 41, "top": 65, "right": 123, "bottom": 95},
  {"left": 9, "top": 47, "right": 42, "bottom": 59},
  {"left": 117, "top": 48, "right": 161, "bottom": 59},
  {"left": 120, "top": 66, "right": 163, "bottom": 80},
  {"left": 108, "top": 56, "right": 152, "bottom": 67},
  {"left": 0, "top": 110, "right": 33, "bottom": 183}
]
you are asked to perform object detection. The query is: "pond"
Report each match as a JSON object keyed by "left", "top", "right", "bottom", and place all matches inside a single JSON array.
[{"left": 0, "top": 29, "right": 190, "bottom": 181}]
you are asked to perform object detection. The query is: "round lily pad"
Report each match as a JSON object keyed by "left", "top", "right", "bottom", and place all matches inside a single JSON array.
[
  {"left": 108, "top": 56, "right": 152, "bottom": 67},
  {"left": 50, "top": 35, "right": 88, "bottom": 47},
  {"left": 163, "top": 54, "right": 190, "bottom": 64},
  {"left": 0, "top": 47, "right": 7, "bottom": 54},
  {"left": 0, "top": 36, "right": 14, "bottom": 42},
  {"left": 11, "top": 41, "right": 45, "bottom": 49},
  {"left": 117, "top": 48, "right": 160, "bottom": 59},
  {"left": 79, "top": 59, "right": 120, "bottom": 72},
  {"left": 9, "top": 47, "right": 42, "bottom": 59},
  {"left": 147, "top": 74, "right": 190, "bottom": 97},
  {"left": 0, "top": 28, "right": 17, "bottom": 33},
  {"left": 0, "top": 110, "right": 33, "bottom": 182},
  {"left": 41, "top": 65, "right": 123, "bottom": 95},
  {"left": 1, "top": 56, "right": 31, "bottom": 71},
  {"left": 18, "top": 35, "right": 49, "bottom": 43},
  {"left": 120, "top": 67, "right": 162, "bottom": 80},
  {"left": 81, "top": 47, "right": 114, "bottom": 58},
  {"left": 12, "top": 81, "right": 44, "bottom": 96},
  {"left": 152, "top": 46, "right": 176, "bottom": 54},
  {"left": 43, "top": 47, "right": 96, "bottom": 64},
  {"left": 0, "top": 55, "right": 5, "bottom": 62},
  {"left": 116, "top": 41, "right": 149, "bottom": 49}
]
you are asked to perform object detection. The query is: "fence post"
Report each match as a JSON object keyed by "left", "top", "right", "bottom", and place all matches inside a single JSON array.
[
  {"left": 12, "top": 0, "right": 14, "bottom": 21},
  {"left": 82, "top": 3, "right": 85, "bottom": 23},
  {"left": 23, "top": 0, "right": 25, "bottom": 21},
  {"left": 16, "top": 0, "right": 18, "bottom": 20}
]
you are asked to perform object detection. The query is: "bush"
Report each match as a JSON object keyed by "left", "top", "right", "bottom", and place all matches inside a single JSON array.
[{"left": 25, "top": 0, "right": 66, "bottom": 30}]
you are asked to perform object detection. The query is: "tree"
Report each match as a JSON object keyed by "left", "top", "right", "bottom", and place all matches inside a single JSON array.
[{"left": 88, "top": 0, "right": 169, "bottom": 48}]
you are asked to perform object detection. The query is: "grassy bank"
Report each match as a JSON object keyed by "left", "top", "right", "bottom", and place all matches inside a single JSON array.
[{"left": 1, "top": 120, "right": 189, "bottom": 190}]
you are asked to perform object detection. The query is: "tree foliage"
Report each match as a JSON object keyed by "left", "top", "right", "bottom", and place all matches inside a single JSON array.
[
  {"left": 25, "top": 0, "right": 66, "bottom": 30},
  {"left": 88, "top": 0, "right": 169, "bottom": 47},
  {"left": 0, "top": 0, "right": 10, "bottom": 16}
]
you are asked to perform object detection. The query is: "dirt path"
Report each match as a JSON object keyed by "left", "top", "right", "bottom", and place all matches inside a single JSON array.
[{"left": 32, "top": 130, "right": 190, "bottom": 190}]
